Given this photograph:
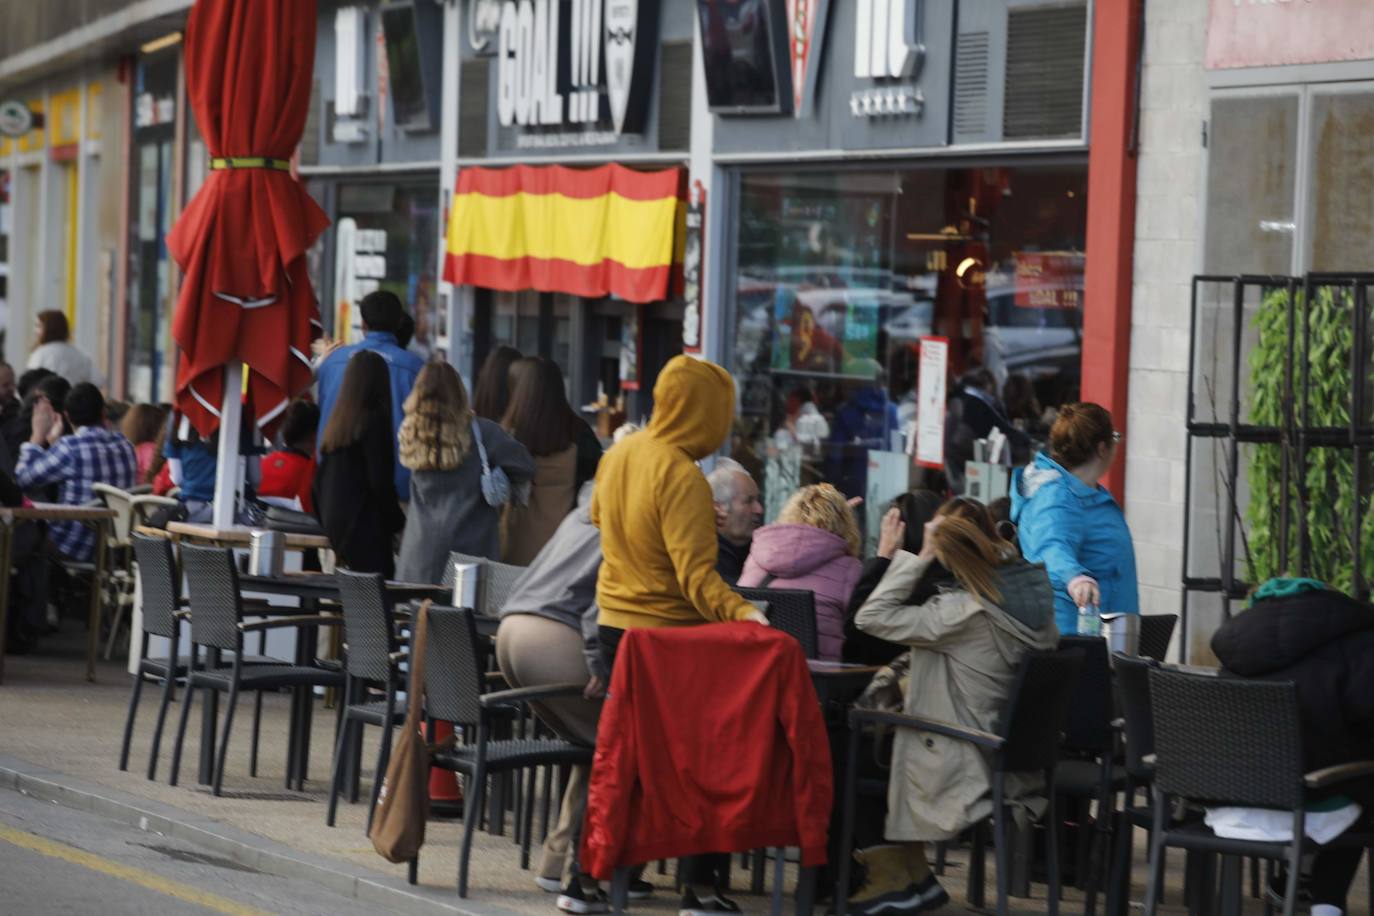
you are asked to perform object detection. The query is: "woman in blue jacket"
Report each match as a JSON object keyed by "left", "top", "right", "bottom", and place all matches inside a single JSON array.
[{"left": 1010, "top": 402, "right": 1139, "bottom": 634}]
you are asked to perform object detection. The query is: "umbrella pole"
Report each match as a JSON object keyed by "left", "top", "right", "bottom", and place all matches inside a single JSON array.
[{"left": 212, "top": 363, "right": 245, "bottom": 530}]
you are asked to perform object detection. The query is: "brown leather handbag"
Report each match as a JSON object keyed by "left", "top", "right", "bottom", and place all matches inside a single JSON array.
[{"left": 369, "top": 600, "right": 451, "bottom": 863}]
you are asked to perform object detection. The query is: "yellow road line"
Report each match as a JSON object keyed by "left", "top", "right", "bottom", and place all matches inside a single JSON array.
[{"left": 0, "top": 823, "right": 273, "bottom": 916}]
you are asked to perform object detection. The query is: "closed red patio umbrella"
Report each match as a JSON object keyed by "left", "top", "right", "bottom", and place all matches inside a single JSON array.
[{"left": 168, "top": 0, "right": 328, "bottom": 448}]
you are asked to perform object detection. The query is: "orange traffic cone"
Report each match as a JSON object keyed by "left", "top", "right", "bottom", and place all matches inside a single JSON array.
[{"left": 428, "top": 720, "right": 463, "bottom": 817}]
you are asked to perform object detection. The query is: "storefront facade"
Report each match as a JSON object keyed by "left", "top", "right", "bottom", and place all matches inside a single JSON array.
[
  {"left": 1127, "top": 0, "right": 1374, "bottom": 659},
  {"left": 301, "top": 1, "right": 446, "bottom": 359},
  {"left": 443, "top": 0, "right": 695, "bottom": 421},
  {"left": 700, "top": 0, "right": 1093, "bottom": 533}
]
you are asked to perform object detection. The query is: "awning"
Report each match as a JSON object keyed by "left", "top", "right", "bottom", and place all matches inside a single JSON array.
[{"left": 443, "top": 163, "right": 683, "bottom": 304}]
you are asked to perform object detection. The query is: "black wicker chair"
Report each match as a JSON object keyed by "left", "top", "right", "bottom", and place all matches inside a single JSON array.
[
  {"left": 484, "top": 560, "right": 527, "bottom": 616},
  {"left": 409, "top": 605, "right": 593, "bottom": 897},
  {"left": 734, "top": 586, "right": 819, "bottom": 659},
  {"left": 168, "top": 544, "right": 346, "bottom": 795},
  {"left": 1142, "top": 669, "right": 1374, "bottom": 916},
  {"left": 1137, "top": 615, "right": 1178, "bottom": 663},
  {"left": 326, "top": 569, "right": 406, "bottom": 830},
  {"left": 1105, "top": 653, "right": 1161, "bottom": 916},
  {"left": 119, "top": 535, "right": 192, "bottom": 780},
  {"left": 120, "top": 535, "right": 273, "bottom": 781},
  {"left": 836, "top": 646, "right": 1085, "bottom": 916},
  {"left": 1056, "top": 635, "right": 1127, "bottom": 915}
]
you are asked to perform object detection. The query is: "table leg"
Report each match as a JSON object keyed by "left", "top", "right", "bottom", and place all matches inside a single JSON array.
[
  {"left": 0, "top": 521, "right": 14, "bottom": 685},
  {"left": 86, "top": 520, "right": 107, "bottom": 682},
  {"left": 297, "top": 613, "right": 319, "bottom": 791},
  {"left": 198, "top": 647, "right": 220, "bottom": 785}
]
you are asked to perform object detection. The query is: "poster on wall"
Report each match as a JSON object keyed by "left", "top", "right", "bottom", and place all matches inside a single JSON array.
[
  {"left": 682, "top": 182, "right": 705, "bottom": 354},
  {"left": 915, "top": 335, "right": 948, "bottom": 469},
  {"left": 1013, "top": 251, "right": 1084, "bottom": 310},
  {"left": 620, "top": 304, "right": 642, "bottom": 390},
  {"left": 770, "top": 290, "right": 880, "bottom": 378}
]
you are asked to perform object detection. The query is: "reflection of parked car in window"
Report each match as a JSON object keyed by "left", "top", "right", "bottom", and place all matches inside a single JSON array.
[
  {"left": 884, "top": 301, "right": 935, "bottom": 343},
  {"left": 982, "top": 286, "right": 1082, "bottom": 388}
]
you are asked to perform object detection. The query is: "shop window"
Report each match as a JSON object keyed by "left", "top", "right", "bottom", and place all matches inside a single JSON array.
[
  {"left": 1308, "top": 91, "right": 1374, "bottom": 272},
  {"left": 334, "top": 181, "right": 440, "bottom": 357},
  {"left": 729, "top": 164, "right": 1087, "bottom": 515},
  {"left": 1203, "top": 95, "right": 1298, "bottom": 276}
]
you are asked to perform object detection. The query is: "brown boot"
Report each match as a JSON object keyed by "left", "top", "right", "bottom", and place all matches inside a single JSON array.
[{"left": 848, "top": 844, "right": 948, "bottom": 916}]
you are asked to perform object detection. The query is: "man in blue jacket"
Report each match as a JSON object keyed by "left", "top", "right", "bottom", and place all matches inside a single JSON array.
[{"left": 316, "top": 290, "right": 424, "bottom": 499}]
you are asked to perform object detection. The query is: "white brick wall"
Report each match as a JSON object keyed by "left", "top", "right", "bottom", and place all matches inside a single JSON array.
[{"left": 1123, "top": 0, "right": 1208, "bottom": 657}]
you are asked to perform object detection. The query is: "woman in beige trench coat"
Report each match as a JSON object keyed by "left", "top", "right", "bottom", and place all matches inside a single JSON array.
[{"left": 846, "top": 510, "right": 1059, "bottom": 916}]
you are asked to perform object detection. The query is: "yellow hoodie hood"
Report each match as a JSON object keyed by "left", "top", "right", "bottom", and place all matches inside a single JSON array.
[
  {"left": 592, "top": 355, "right": 754, "bottom": 630},
  {"left": 648, "top": 355, "right": 735, "bottom": 460}
]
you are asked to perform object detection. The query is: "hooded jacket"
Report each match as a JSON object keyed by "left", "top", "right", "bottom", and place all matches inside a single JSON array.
[
  {"left": 738, "top": 523, "right": 863, "bottom": 661},
  {"left": 593, "top": 356, "right": 756, "bottom": 630},
  {"left": 1011, "top": 451, "right": 1139, "bottom": 634},
  {"left": 855, "top": 551, "right": 1059, "bottom": 840},
  {"left": 1211, "top": 589, "right": 1374, "bottom": 789}
]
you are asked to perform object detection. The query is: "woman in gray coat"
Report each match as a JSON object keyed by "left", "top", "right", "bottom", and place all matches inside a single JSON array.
[
  {"left": 847, "top": 509, "right": 1059, "bottom": 916},
  {"left": 395, "top": 362, "right": 533, "bottom": 584}
]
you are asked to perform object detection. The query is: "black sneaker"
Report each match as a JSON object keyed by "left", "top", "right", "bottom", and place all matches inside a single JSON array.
[
  {"left": 1266, "top": 869, "right": 1313, "bottom": 907},
  {"left": 851, "top": 875, "right": 949, "bottom": 916},
  {"left": 680, "top": 888, "right": 743, "bottom": 916},
  {"left": 557, "top": 880, "right": 610, "bottom": 914},
  {"left": 626, "top": 878, "right": 655, "bottom": 900}
]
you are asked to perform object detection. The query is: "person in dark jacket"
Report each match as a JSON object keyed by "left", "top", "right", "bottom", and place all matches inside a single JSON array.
[
  {"left": 707, "top": 458, "right": 762, "bottom": 586},
  {"left": 1212, "top": 581, "right": 1374, "bottom": 915},
  {"left": 828, "top": 380, "right": 900, "bottom": 500},
  {"left": 314, "top": 351, "right": 405, "bottom": 577},
  {"left": 944, "top": 368, "right": 1030, "bottom": 494}
]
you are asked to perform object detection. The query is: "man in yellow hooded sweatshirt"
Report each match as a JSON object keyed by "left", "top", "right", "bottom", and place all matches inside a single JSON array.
[
  {"left": 593, "top": 354, "right": 762, "bottom": 636},
  {"left": 583, "top": 354, "right": 764, "bottom": 916}
]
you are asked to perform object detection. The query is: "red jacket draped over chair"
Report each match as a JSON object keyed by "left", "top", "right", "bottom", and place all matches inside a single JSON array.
[{"left": 581, "top": 624, "right": 834, "bottom": 879}]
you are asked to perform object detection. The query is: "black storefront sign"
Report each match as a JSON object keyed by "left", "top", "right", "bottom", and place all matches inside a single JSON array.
[
  {"left": 704, "top": 0, "right": 955, "bottom": 155},
  {"left": 475, "top": 0, "right": 680, "bottom": 155}
]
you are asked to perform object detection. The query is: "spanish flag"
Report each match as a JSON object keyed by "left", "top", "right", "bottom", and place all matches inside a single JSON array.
[{"left": 444, "top": 163, "right": 683, "bottom": 304}]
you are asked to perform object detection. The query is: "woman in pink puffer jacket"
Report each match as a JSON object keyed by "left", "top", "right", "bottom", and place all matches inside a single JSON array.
[{"left": 738, "top": 484, "right": 864, "bottom": 660}]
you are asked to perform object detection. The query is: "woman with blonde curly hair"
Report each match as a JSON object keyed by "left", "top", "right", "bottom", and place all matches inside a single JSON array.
[
  {"left": 395, "top": 361, "right": 533, "bottom": 584},
  {"left": 737, "top": 483, "right": 863, "bottom": 660}
]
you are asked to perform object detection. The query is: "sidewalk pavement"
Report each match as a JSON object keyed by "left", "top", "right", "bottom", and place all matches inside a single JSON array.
[{"left": 0, "top": 630, "right": 1353, "bottom": 916}]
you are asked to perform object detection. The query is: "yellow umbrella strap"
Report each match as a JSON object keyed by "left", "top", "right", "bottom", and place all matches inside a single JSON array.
[{"left": 209, "top": 157, "right": 291, "bottom": 171}]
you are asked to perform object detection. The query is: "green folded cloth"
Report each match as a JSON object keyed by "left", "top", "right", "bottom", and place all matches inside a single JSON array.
[{"left": 1249, "top": 577, "right": 1326, "bottom": 607}]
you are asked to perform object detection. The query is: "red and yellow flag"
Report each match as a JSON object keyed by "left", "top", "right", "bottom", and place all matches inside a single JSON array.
[{"left": 443, "top": 163, "right": 683, "bottom": 304}]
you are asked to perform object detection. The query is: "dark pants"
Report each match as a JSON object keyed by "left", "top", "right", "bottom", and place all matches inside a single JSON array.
[{"left": 599, "top": 625, "right": 732, "bottom": 893}]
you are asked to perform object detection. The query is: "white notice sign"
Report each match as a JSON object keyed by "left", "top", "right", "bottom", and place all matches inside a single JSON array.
[{"left": 915, "top": 336, "right": 948, "bottom": 469}]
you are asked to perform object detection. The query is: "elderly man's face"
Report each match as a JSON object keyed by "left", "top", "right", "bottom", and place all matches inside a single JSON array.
[{"left": 717, "top": 471, "right": 763, "bottom": 544}]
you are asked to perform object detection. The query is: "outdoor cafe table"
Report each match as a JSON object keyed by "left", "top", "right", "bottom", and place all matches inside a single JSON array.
[
  {"left": 193, "top": 569, "right": 444, "bottom": 790},
  {"left": 165, "top": 520, "right": 333, "bottom": 551},
  {"left": 0, "top": 503, "right": 117, "bottom": 685}
]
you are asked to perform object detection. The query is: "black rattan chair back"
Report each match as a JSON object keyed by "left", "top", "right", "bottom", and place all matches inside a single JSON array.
[
  {"left": 335, "top": 569, "right": 396, "bottom": 683},
  {"left": 1058, "top": 635, "right": 1114, "bottom": 752},
  {"left": 179, "top": 543, "right": 244, "bottom": 652},
  {"left": 1113, "top": 652, "right": 1159, "bottom": 781},
  {"left": 423, "top": 605, "right": 486, "bottom": 726},
  {"left": 998, "top": 647, "right": 1084, "bottom": 772},
  {"left": 1138, "top": 614, "right": 1178, "bottom": 662},
  {"left": 483, "top": 560, "right": 526, "bottom": 616},
  {"left": 440, "top": 552, "right": 487, "bottom": 589},
  {"left": 133, "top": 534, "right": 180, "bottom": 639},
  {"left": 734, "top": 586, "right": 819, "bottom": 659},
  {"left": 1147, "top": 669, "right": 1304, "bottom": 809}
]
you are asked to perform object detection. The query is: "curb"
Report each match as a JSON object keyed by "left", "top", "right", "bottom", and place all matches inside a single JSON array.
[{"left": 0, "top": 755, "right": 524, "bottom": 916}]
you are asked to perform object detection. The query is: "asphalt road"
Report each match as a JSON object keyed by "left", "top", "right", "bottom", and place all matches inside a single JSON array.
[{"left": 0, "top": 788, "right": 383, "bottom": 915}]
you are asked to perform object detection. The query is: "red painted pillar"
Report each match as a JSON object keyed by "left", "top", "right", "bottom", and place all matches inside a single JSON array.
[{"left": 1081, "top": 0, "right": 1143, "bottom": 501}]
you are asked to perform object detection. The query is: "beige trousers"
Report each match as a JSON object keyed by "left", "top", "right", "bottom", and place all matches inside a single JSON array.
[{"left": 495, "top": 613, "right": 600, "bottom": 883}]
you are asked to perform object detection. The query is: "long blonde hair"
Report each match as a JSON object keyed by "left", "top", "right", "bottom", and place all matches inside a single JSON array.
[
  {"left": 928, "top": 514, "right": 1012, "bottom": 605},
  {"left": 398, "top": 362, "right": 472, "bottom": 471},
  {"left": 777, "top": 483, "right": 862, "bottom": 557}
]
